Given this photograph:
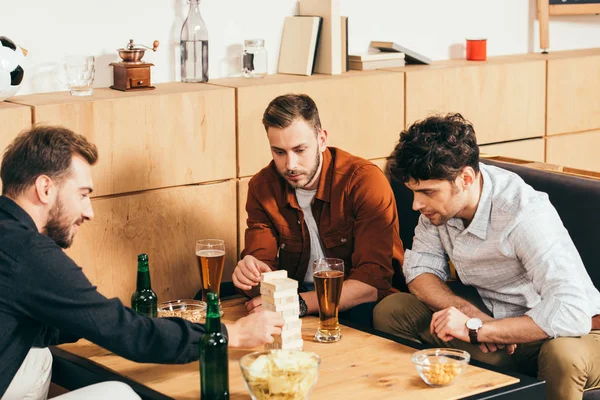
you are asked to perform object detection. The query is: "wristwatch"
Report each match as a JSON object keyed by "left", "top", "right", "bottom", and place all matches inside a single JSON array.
[
  {"left": 466, "top": 318, "right": 483, "bottom": 345},
  {"left": 299, "top": 295, "right": 307, "bottom": 317}
]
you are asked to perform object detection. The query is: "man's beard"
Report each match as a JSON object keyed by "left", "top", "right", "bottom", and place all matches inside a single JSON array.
[
  {"left": 44, "top": 197, "right": 77, "bottom": 249},
  {"left": 284, "top": 150, "right": 321, "bottom": 189}
]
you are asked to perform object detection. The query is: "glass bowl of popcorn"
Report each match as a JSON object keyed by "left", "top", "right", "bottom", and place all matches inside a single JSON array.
[
  {"left": 157, "top": 299, "right": 206, "bottom": 323},
  {"left": 412, "top": 348, "right": 470, "bottom": 387},
  {"left": 239, "top": 350, "right": 321, "bottom": 400}
]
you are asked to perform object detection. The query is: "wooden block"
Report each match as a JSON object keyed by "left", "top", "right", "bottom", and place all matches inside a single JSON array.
[
  {"left": 260, "top": 287, "right": 298, "bottom": 299},
  {"left": 263, "top": 301, "right": 300, "bottom": 313},
  {"left": 9, "top": 83, "right": 236, "bottom": 196},
  {"left": 262, "top": 294, "right": 299, "bottom": 306},
  {"left": 65, "top": 181, "right": 238, "bottom": 304},
  {"left": 405, "top": 60, "right": 545, "bottom": 145},
  {"left": 282, "top": 318, "right": 302, "bottom": 332},
  {"left": 277, "top": 329, "right": 302, "bottom": 343},
  {"left": 261, "top": 270, "right": 288, "bottom": 282},
  {"left": 0, "top": 103, "right": 31, "bottom": 194},
  {"left": 261, "top": 278, "right": 298, "bottom": 292}
]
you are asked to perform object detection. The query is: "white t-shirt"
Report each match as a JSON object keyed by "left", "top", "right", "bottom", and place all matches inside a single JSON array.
[{"left": 295, "top": 188, "right": 326, "bottom": 283}]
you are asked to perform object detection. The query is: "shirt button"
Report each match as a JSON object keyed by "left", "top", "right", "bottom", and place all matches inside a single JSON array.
[
  {"left": 280, "top": 243, "right": 286, "bottom": 249},
  {"left": 297, "top": 220, "right": 301, "bottom": 224},
  {"left": 340, "top": 238, "right": 347, "bottom": 243}
]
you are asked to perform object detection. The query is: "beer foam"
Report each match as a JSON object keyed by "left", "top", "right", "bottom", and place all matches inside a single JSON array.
[{"left": 196, "top": 249, "right": 225, "bottom": 257}]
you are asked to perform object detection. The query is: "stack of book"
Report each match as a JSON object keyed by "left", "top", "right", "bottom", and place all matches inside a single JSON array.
[{"left": 348, "top": 52, "right": 406, "bottom": 70}]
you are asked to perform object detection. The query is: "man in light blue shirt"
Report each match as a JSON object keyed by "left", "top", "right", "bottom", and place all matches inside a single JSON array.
[{"left": 374, "top": 113, "right": 600, "bottom": 400}]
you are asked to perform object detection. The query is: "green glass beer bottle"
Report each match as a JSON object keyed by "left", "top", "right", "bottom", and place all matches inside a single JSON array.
[
  {"left": 200, "top": 292, "right": 229, "bottom": 399},
  {"left": 130, "top": 253, "right": 158, "bottom": 317}
]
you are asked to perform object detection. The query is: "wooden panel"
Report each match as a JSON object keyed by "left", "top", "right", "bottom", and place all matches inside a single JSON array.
[
  {"left": 546, "top": 130, "right": 600, "bottom": 172},
  {"left": 10, "top": 83, "right": 236, "bottom": 197},
  {"left": 60, "top": 298, "right": 520, "bottom": 400},
  {"left": 405, "top": 61, "right": 545, "bottom": 145},
  {"left": 212, "top": 71, "right": 404, "bottom": 177},
  {"left": 479, "top": 139, "right": 545, "bottom": 163},
  {"left": 0, "top": 103, "right": 31, "bottom": 193},
  {"left": 547, "top": 55, "right": 600, "bottom": 135},
  {"left": 65, "top": 181, "right": 237, "bottom": 305},
  {"left": 238, "top": 177, "right": 251, "bottom": 255}
]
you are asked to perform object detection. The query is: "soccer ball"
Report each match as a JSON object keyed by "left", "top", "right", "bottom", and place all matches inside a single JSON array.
[{"left": 0, "top": 36, "right": 27, "bottom": 102}]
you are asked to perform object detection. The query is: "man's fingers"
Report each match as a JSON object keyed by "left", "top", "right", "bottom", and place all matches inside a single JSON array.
[
  {"left": 485, "top": 343, "right": 498, "bottom": 353},
  {"left": 240, "top": 264, "right": 261, "bottom": 284},
  {"left": 271, "top": 326, "right": 282, "bottom": 336},
  {"left": 232, "top": 273, "right": 252, "bottom": 291},
  {"left": 478, "top": 344, "right": 489, "bottom": 353},
  {"left": 235, "top": 271, "right": 256, "bottom": 289}
]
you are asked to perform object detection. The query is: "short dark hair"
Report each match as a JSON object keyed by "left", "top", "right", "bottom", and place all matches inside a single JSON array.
[
  {"left": 262, "top": 94, "right": 322, "bottom": 134},
  {"left": 391, "top": 113, "right": 479, "bottom": 183},
  {"left": 1, "top": 125, "right": 98, "bottom": 197}
]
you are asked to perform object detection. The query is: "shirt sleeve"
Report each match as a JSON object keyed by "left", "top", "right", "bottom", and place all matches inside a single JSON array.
[
  {"left": 14, "top": 235, "right": 211, "bottom": 364},
  {"left": 510, "top": 205, "right": 592, "bottom": 338},
  {"left": 346, "top": 165, "right": 401, "bottom": 300},
  {"left": 403, "top": 215, "right": 450, "bottom": 284},
  {"left": 240, "top": 180, "right": 279, "bottom": 269}
]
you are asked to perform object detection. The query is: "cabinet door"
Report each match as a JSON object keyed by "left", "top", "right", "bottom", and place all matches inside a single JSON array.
[
  {"left": 546, "top": 130, "right": 600, "bottom": 172},
  {"left": 406, "top": 61, "right": 545, "bottom": 145},
  {"left": 66, "top": 181, "right": 237, "bottom": 304},
  {"left": 479, "top": 139, "right": 544, "bottom": 162}
]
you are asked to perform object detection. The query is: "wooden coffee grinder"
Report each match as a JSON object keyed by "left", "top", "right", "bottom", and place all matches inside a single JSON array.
[{"left": 110, "top": 39, "right": 159, "bottom": 91}]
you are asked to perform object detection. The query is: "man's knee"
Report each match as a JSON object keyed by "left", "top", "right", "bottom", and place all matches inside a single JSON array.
[
  {"left": 539, "top": 337, "right": 587, "bottom": 375},
  {"left": 373, "top": 292, "right": 430, "bottom": 337}
]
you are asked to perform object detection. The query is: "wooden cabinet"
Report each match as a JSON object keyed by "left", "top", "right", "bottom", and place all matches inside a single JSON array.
[
  {"left": 66, "top": 181, "right": 237, "bottom": 304},
  {"left": 546, "top": 130, "right": 600, "bottom": 172},
  {"left": 402, "top": 61, "right": 545, "bottom": 145},
  {"left": 211, "top": 71, "right": 404, "bottom": 177},
  {"left": 237, "top": 177, "right": 251, "bottom": 254},
  {"left": 10, "top": 83, "right": 236, "bottom": 197},
  {"left": 479, "top": 138, "right": 545, "bottom": 162},
  {"left": 0, "top": 103, "right": 31, "bottom": 193},
  {"left": 547, "top": 52, "right": 600, "bottom": 136}
]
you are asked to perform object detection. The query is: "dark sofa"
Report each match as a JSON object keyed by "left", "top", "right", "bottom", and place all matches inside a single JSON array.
[{"left": 391, "top": 157, "right": 600, "bottom": 398}]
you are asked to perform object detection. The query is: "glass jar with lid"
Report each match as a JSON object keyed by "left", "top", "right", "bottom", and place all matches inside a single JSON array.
[{"left": 241, "top": 39, "right": 268, "bottom": 78}]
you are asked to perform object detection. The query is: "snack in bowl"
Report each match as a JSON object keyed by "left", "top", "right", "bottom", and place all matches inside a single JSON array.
[
  {"left": 157, "top": 299, "right": 206, "bottom": 323},
  {"left": 411, "top": 348, "right": 470, "bottom": 387},
  {"left": 239, "top": 350, "right": 320, "bottom": 400}
]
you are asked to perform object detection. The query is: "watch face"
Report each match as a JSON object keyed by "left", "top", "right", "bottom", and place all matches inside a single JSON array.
[{"left": 466, "top": 318, "right": 483, "bottom": 330}]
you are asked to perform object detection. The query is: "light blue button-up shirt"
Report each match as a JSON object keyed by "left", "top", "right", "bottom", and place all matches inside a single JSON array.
[{"left": 404, "top": 163, "right": 600, "bottom": 338}]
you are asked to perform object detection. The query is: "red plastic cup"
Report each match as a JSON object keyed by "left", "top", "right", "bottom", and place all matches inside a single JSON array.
[{"left": 466, "top": 38, "right": 487, "bottom": 61}]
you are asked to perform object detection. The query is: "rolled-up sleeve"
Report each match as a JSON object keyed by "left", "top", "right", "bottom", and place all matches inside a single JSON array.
[
  {"left": 511, "top": 206, "right": 592, "bottom": 338},
  {"left": 403, "top": 215, "right": 450, "bottom": 284}
]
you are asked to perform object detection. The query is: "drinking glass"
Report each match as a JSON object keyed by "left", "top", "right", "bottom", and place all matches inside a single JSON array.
[
  {"left": 63, "top": 55, "right": 95, "bottom": 96},
  {"left": 196, "top": 239, "right": 225, "bottom": 316},
  {"left": 313, "top": 258, "right": 344, "bottom": 343}
]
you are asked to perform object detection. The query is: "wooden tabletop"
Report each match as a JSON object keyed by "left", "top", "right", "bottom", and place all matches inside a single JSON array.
[{"left": 58, "top": 298, "right": 521, "bottom": 400}]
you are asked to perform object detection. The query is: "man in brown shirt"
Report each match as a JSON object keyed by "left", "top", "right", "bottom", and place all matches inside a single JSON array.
[{"left": 232, "top": 94, "right": 404, "bottom": 323}]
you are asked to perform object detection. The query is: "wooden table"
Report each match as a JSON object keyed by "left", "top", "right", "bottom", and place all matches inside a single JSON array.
[{"left": 55, "top": 298, "right": 544, "bottom": 399}]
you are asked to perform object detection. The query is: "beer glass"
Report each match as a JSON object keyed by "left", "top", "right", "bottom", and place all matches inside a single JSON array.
[
  {"left": 313, "top": 258, "right": 344, "bottom": 343},
  {"left": 196, "top": 239, "right": 225, "bottom": 316}
]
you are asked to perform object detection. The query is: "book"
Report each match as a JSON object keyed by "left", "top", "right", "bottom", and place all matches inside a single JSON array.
[
  {"left": 299, "top": 0, "right": 342, "bottom": 75},
  {"left": 349, "top": 58, "right": 406, "bottom": 71},
  {"left": 349, "top": 52, "right": 405, "bottom": 62},
  {"left": 341, "top": 16, "right": 348, "bottom": 71},
  {"left": 369, "top": 41, "right": 432, "bottom": 65},
  {"left": 278, "top": 16, "right": 323, "bottom": 76}
]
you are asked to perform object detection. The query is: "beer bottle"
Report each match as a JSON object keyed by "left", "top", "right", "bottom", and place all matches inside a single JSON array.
[
  {"left": 200, "top": 292, "right": 229, "bottom": 399},
  {"left": 130, "top": 253, "right": 158, "bottom": 318}
]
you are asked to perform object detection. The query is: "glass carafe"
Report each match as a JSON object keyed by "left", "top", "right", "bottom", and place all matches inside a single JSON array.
[{"left": 180, "top": 0, "right": 208, "bottom": 82}]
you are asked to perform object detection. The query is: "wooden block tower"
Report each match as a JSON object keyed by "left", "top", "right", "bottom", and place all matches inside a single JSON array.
[{"left": 260, "top": 270, "right": 303, "bottom": 351}]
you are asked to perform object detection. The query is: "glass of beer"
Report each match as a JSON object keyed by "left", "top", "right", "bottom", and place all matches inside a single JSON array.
[
  {"left": 196, "top": 239, "right": 226, "bottom": 316},
  {"left": 313, "top": 258, "right": 344, "bottom": 343}
]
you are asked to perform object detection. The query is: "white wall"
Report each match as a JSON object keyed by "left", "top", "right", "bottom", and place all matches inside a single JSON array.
[{"left": 2, "top": 0, "right": 600, "bottom": 95}]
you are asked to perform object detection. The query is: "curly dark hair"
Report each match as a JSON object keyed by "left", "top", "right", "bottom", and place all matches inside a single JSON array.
[{"left": 390, "top": 113, "right": 479, "bottom": 183}]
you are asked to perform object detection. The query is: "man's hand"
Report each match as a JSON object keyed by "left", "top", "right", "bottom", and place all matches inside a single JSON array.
[
  {"left": 225, "top": 311, "right": 284, "bottom": 348},
  {"left": 478, "top": 343, "right": 517, "bottom": 354},
  {"left": 232, "top": 255, "right": 272, "bottom": 291},
  {"left": 245, "top": 296, "right": 262, "bottom": 314},
  {"left": 430, "top": 306, "right": 469, "bottom": 342}
]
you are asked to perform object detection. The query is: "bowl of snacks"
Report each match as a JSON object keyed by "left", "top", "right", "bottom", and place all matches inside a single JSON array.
[
  {"left": 411, "top": 348, "right": 470, "bottom": 387},
  {"left": 239, "top": 350, "right": 320, "bottom": 400},
  {"left": 157, "top": 299, "right": 206, "bottom": 323}
]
